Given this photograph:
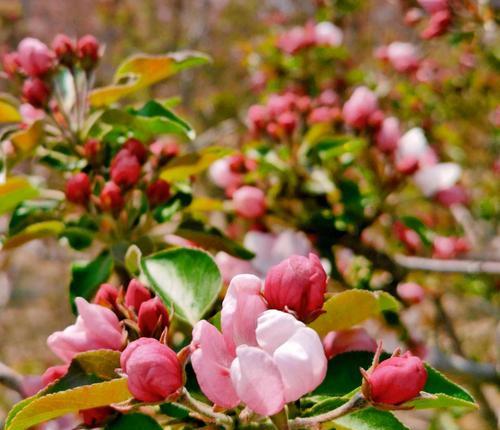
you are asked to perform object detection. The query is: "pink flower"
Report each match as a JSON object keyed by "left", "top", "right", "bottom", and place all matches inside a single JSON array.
[
  {"left": 277, "top": 111, "right": 298, "bottom": 135},
  {"left": 65, "top": 173, "right": 91, "bottom": 205},
  {"left": 386, "top": 42, "right": 420, "bottom": 73},
  {"left": 376, "top": 117, "right": 401, "bottom": 152},
  {"left": 20, "top": 103, "right": 45, "bottom": 124},
  {"left": 414, "top": 163, "right": 461, "bottom": 197},
  {"left": 277, "top": 24, "right": 315, "bottom": 55},
  {"left": 421, "top": 10, "right": 452, "bottom": 39},
  {"left": 314, "top": 22, "right": 343, "bottom": 47},
  {"left": 17, "top": 38, "right": 54, "bottom": 77},
  {"left": 232, "top": 186, "right": 266, "bottom": 219},
  {"left": 247, "top": 104, "right": 269, "bottom": 132},
  {"left": 264, "top": 254, "right": 327, "bottom": 322},
  {"left": 418, "top": 0, "right": 448, "bottom": 14},
  {"left": 342, "top": 87, "right": 378, "bottom": 128},
  {"left": 209, "top": 157, "right": 243, "bottom": 191},
  {"left": 397, "top": 282, "right": 425, "bottom": 304},
  {"left": 323, "top": 328, "right": 377, "bottom": 359},
  {"left": 308, "top": 106, "right": 335, "bottom": 124},
  {"left": 215, "top": 252, "right": 258, "bottom": 284},
  {"left": 137, "top": 297, "right": 170, "bottom": 338},
  {"left": 125, "top": 279, "right": 151, "bottom": 311},
  {"left": 2, "top": 51, "right": 20, "bottom": 77},
  {"left": 432, "top": 236, "right": 458, "bottom": 259},
  {"left": 47, "top": 298, "right": 123, "bottom": 363},
  {"left": 435, "top": 185, "right": 468, "bottom": 207},
  {"left": 120, "top": 338, "right": 182, "bottom": 402},
  {"left": 191, "top": 276, "right": 327, "bottom": 415},
  {"left": 363, "top": 352, "right": 427, "bottom": 405}
]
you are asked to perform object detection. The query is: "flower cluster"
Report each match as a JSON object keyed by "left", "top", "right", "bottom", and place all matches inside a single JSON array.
[{"left": 277, "top": 21, "right": 343, "bottom": 55}]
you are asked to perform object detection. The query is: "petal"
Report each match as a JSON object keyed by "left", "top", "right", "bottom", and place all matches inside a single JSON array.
[
  {"left": 413, "top": 162, "right": 462, "bottom": 196},
  {"left": 190, "top": 321, "right": 239, "bottom": 409},
  {"left": 231, "top": 346, "right": 285, "bottom": 416},
  {"left": 221, "top": 274, "right": 267, "bottom": 353},
  {"left": 273, "top": 326, "right": 327, "bottom": 402},
  {"left": 255, "top": 310, "right": 304, "bottom": 354},
  {"left": 47, "top": 317, "right": 90, "bottom": 362}
]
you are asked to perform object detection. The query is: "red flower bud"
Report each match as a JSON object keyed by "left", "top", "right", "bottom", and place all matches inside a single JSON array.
[
  {"left": 99, "top": 181, "right": 124, "bottom": 212},
  {"left": 125, "top": 279, "right": 151, "bottom": 311},
  {"left": 264, "top": 253, "right": 327, "bottom": 322},
  {"left": 123, "top": 138, "right": 148, "bottom": 164},
  {"left": 22, "top": 78, "right": 50, "bottom": 108},
  {"left": 247, "top": 104, "right": 269, "bottom": 132},
  {"left": 138, "top": 297, "right": 170, "bottom": 337},
  {"left": 65, "top": 172, "right": 91, "bottom": 205},
  {"left": 93, "top": 283, "right": 119, "bottom": 308},
  {"left": 83, "top": 138, "right": 101, "bottom": 162},
  {"left": 41, "top": 364, "right": 69, "bottom": 387},
  {"left": 76, "top": 35, "right": 100, "bottom": 69},
  {"left": 52, "top": 34, "right": 75, "bottom": 64},
  {"left": 2, "top": 52, "right": 20, "bottom": 77},
  {"left": 277, "top": 111, "right": 298, "bottom": 135},
  {"left": 146, "top": 179, "right": 171, "bottom": 207},
  {"left": 420, "top": 10, "right": 451, "bottom": 40},
  {"left": 397, "top": 282, "right": 425, "bottom": 304},
  {"left": 80, "top": 407, "right": 114, "bottom": 427},
  {"left": 120, "top": 338, "right": 182, "bottom": 402},
  {"left": 110, "top": 151, "right": 141, "bottom": 188},
  {"left": 435, "top": 185, "right": 468, "bottom": 207},
  {"left": 364, "top": 352, "right": 427, "bottom": 405}
]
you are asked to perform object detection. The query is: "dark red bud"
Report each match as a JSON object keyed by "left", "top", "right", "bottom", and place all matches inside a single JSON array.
[
  {"left": 22, "top": 78, "right": 50, "bottom": 108},
  {"left": 99, "top": 181, "right": 124, "bottom": 212},
  {"left": 65, "top": 172, "right": 91, "bottom": 205},
  {"left": 146, "top": 179, "right": 171, "bottom": 207}
]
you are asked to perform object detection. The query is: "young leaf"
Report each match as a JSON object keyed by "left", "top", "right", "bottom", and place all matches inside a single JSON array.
[
  {"left": 0, "top": 177, "right": 39, "bottom": 216},
  {"left": 5, "top": 378, "right": 131, "bottom": 430},
  {"left": 89, "top": 51, "right": 210, "bottom": 107},
  {"left": 308, "top": 290, "right": 400, "bottom": 337},
  {"left": 332, "top": 408, "right": 410, "bottom": 430},
  {"left": 69, "top": 251, "right": 114, "bottom": 313},
  {"left": 2, "top": 220, "right": 65, "bottom": 249},
  {"left": 141, "top": 248, "right": 222, "bottom": 326},
  {"left": 9, "top": 121, "right": 44, "bottom": 155},
  {"left": 104, "top": 413, "right": 163, "bottom": 430}
]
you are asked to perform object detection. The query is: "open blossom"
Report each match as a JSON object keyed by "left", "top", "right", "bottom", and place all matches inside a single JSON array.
[
  {"left": 120, "top": 338, "right": 182, "bottom": 402},
  {"left": 17, "top": 38, "right": 54, "bottom": 77},
  {"left": 323, "top": 328, "right": 377, "bottom": 359},
  {"left": 191, "top": 275, "right": 327, "bottom": 415},
  {"left": 264, "top": 254, "right": 327, "bottom": 322},
  {"left": 342, "top": 87, "right": 378, "bottom": 128},
  {"left": 47, "top": 298, "right": 123, "bottom": 363},
  {"left": 413, "top": 162, "right": 462, "bottom": 197},
  {"left": 386, "top": 42, "right": 420, "bottom": 73}
]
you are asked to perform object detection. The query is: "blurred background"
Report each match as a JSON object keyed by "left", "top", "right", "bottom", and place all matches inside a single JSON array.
[{"left": 0, "top": 1, "right": 498, "bottom": 429}]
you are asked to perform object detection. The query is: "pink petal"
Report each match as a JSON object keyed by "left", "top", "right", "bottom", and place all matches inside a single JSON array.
[
  {"left": 191, "top": 321, "right": 239, "bottom": 409},
  {"left": 221, "top": 275, "right": 267, "bottom": 354},
  {"left": 231, "top": 346, "right": 285, "bottom": 416},
  {"left": 255, "top": 310, "right": 304, "bottom": 354}
]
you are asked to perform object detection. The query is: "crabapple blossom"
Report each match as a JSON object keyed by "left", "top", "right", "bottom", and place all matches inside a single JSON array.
[
  {"left": 110, "top": 151, "right": 141, "bottom": 188},
  {"left": 137, "top": 297, "right": 170, "bottom": 337},
  {"left": 209, "top": 157, "right": 243, "bottom": 191},
  {"left": 147, "top": 179, "right": 171, "bottom": 206},
  {"left": 17, "top": 38, "right": 54, "bottom": 77},
  {"left": 124, "top": 279, "right": 151, "bottom": 311},
  {"left": 386, "top": 42, "right": 420, "bottom": 73},
  {"left": 314, "top": 22, "right": 343, "bottom": 47},
  {"left": 99, "top": 182, "right": 124, "bottom": 212},
  {"left": 376, "top": 117, "right": 401, "bottom": 152},
  {"left": 93, "top": 283, "right": 119, "bottom": 308},
  {"left": 413, "top": 162, "right": 462, "bottom": 197}
]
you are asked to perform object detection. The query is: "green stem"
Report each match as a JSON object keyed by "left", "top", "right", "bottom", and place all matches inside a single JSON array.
[{"left": 177, "top": 389, "right": 233, "bottom": 429}]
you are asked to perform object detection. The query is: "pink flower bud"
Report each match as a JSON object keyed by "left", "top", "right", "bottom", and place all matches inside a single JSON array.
[
  {"left": 41, "top": 364, "right": 69, "bottom": 386},
  {"left": 317, "top": 89, "right": 338, "bottom": 106},
  {"left": 393, "top": 221, "right": 422, "bottom": 253},
  {"left": 435, "top": 185, "right": 468, "bottom": 207},
  {"left": 365, "top": 352, "right": 427, "bottom": 405},
  {"left": 314, "top": 22, "right": 343, "bottom": 47},
  {"left": 110, "top": 151, "right": 141, "bottom": 188},
  {"left": 147, "top": 179, "right": 171, "bottom": 207},
  {"left": 123, "top": 138, "right": 148, "bottom": 164},
  {"left": 323, "top": 328, "right": 377, "bottom": 359},
  {"left": 247, "top": 104, "right": 269, "bottom": 132},
  {"left": 376, "top": 117, "right": 401, "bottom": 152},
  {"left": 77, "top": 35, "right": 100, "bottom": 69},
  {"left": 99, "top": 181, "right": 124, "bottom": 212},
  {"left": 83, "top": 138, "right": 101, "bottom": 162},
  {"left": 421, "top": 10, "right": 451, "bottom": 39},
  {"left": 397, "top": 282, "right": 425, "bottom": 304},
  {"left": 2, "top": 52, "right": 20, "bottom": 77},
  {"left": 52, "top": 34, "right": 75, "bottom": 64},
  {"left": 22, "top": 78, "right": 50, "bottom": 108},
  {"left": 65, "top": 172, "right": 91, "bottom": 205},
  {"left": 342, "top": 86, "right": 378, "bottom": 128},
  {"left": 138, "top": 297, "right": 170, "bottom": 337},
  {"left": 17, "top": 38, "right": 54, "bottom": 77},
  {"left": 125, "top": 279, "right": 151, "bottom": 312},
  {"left": 396, "top": 156, "right": 420, "bottom": 175},
  {"left": 404, "top": 8, "right": 424, "bottom": 25},
  {"left": 209, "top": 157, "right": 243, "bottom": 190},
  {"left": 277, "top": 111, "right": 298, "bottom": 135},
  {"left": 93, "top": 283, "right": 119, "bottom": 309},
  {"left": 264, "top": 253, "right": 327, "bottom": 322},
  {"left": 432, "top": 236, "right": 457, "bottom": 259},
  {"left": 308, "top": 106, "right": 333, "bottom": 124},
  {"left": 120, "top": 338, "right": 183, "bottom": 402},
  {"left": 232, "top": 186, "right": 267, "bottom": 219},
  {"left": 386, "top": 42, "right": 420, "bottom": 73}
]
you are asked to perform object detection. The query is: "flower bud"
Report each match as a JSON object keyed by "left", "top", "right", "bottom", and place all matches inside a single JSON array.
[
  {"left": 125, "top": 279, "right": 151, "bottom": 311},
  {"left": 247, "top": 105, "right": 269, "bottom": 132},
  {"left": 147, "top": 179, "right": 171, "bottom": 207},
  {"left": 323, "top": 328, "right": 377, "bottom": 359},
  {"left": 41, "top": 364, "right": 69, "bottom": 386},
  {"left": 93, "top": 283, "right": 119, "bottom": 308},
  {"left": 342, "top": 86, "right": 378, "bottom": 128},
  {"left": 138, "top": 297, "right": 170, "bottom": 337},
  {"left": 277, "top": 111, "right": 298, "bottom": 135},
  {"left": 2, "top": 52, "right": 20, "bottom": 77},
  {"left": 397, "top": 282, "right": 425, "bottom": 304},
  {"left": 99, "top": 181, "right": 124, "bottom": 212},
  {"left": 52, "top": 34, "right": 75, "bottom": 65},
  {"left": 232, "top": 186, "right": 267, "bottom": 219},
  {"left": 386, "top": 42, "right": 420, "bottom": 73},
  {"left": 80, "top": 407, "right": 114, "bottom": 427},
  {"left": 65, "top": 172, "right": 91, "bottom": 205},
  {"left": 123, "top": 138, "right": 148, "bottom": 164},
  {"left": 421, "top": 10, "right": 451, "bottom": 39},
  {"left": 120, "top": 338, "right": 183, "bottom": 402},
  {"left": 435, "top": 185, "right": 468, "bottom": 207},
  {"left": 376, "top": 117, "right": 400, "bottom": 152},
  {"left": 432, "top": 236, "right": 457, "bottom": 259},
  {"left": 17, "top": 37, "right": 54, "bottom": 77},
  {"left": 83, "top": 138, "right": 101, "bottom": 162},
  {"left": 77, "top": 35, "right": 100, "bottom": 69},
  {"left": 22, "top": 78, "right": 50, "bottom": 108},
  {"left": 363, "top": 352, "right": 427, "bottom": 405},
  {"left": 264, "top": 253, "right": 327, "bottom": 322},
  {"left": 110, "top": 151, "right": 141, "bottom": 188}
]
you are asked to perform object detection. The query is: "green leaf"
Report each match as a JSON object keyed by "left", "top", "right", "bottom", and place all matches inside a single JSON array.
[
  {"left": 9, "top": 121, "right": 44, "bottom": 155},
  {"left": 159, "top": 403, "right": 191, "bottom": 419},
  {"left": 176, "top": 219, "right": 255, "bottom": 260},
  {"left": 331, "top": 408, "right": 410, "bottom": 430},
  {"left": 405, "top": 365, "right": 476, "bottom": 409},
  {"left": 38, "top": 148, "right": 87, "bottom": 171},
  {"left": 400, "top": 216, "right": 432, "bottom": 246},
  {"left": 5, "top": 378, "right": 131, "bottom": 430},
  {"left": 0, "top": 97, "right": 21, "bottom": 123},
  {"left": 69, "top": 251, "right": 114, "bottom": 313},
  {"left": 310, "top": 135, "right": 367, "bottom": 161},
  {"left": 309, "top": 290, "right": 400, "bottom": 337},
  {"left": 160, "top": 146, "right": 233, "bottom": 182},
  {"left": 125, "top": 244, "right": 142, "bottom": 276},
  {"left": 60, "top": 226, "right": 94, "bottom": 250},
  {"left": 2, "top": 220, "right": 65, "bottom": 249},
  {"left": 105, "top": 413, "right": 162, "bottom": 430},
  {"left": 89, "top": 51, "right": 210, "bottom": 107},
  {"left": 8, "top": 199, "right": 59, "bottom": 235},
  {"left": 141, "top": 248, "right": 222, "bottom": 326},
  {"left": 0, "top": 177, "right": 39, "bottom": 216}
]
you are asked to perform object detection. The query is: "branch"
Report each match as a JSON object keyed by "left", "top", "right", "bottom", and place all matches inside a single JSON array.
[
  {"left": 0, "top": 361, "right": 24, "bottom": 394},
  {"left": 395, "top": 255, "right": 500, "bottom": 274}
]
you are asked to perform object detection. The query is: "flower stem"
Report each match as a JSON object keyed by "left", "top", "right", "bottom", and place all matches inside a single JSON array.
[
  {"left": 177, "top": 388, "right": 233, "bottom": 429},
  {"left": 288, "top": 393, "right": 367, "bottom": 429}
]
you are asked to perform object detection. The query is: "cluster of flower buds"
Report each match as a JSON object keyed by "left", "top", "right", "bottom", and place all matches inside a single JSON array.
[
  {"left": 277, "top": 21, "right": 343, "bottom": 55},
  {"left": 2, "top": 34, "right": 101, "bottom": 110},
  {"left": 65, "top": 137, "right": 174, "bottom": 215},
  {"left": 209, "top": 153, "right": 257, "bottom": 196}
]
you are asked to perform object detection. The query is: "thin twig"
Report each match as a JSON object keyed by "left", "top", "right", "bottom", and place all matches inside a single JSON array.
[
  {"left": 395, "top": 254, "right": 500, "bottom": 274},
  {"left": 0, "top": 361, "right": 24, "bottom": 395}
]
